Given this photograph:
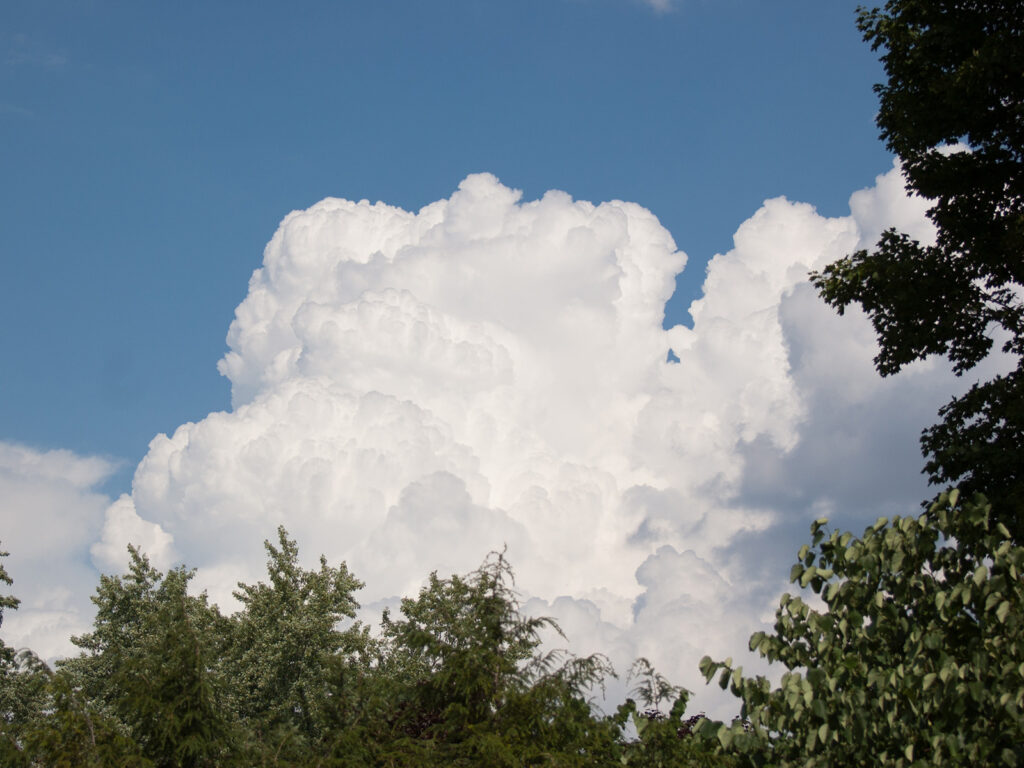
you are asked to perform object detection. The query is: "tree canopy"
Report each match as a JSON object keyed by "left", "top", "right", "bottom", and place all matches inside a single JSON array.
[
  {"left": 226, "top": 526, "right": 363, "bottom": 740},
  {"left": 0, "top": 535, "right": 725, "bottom": 767}
]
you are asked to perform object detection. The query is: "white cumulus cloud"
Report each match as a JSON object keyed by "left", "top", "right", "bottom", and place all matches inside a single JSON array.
[
  {"left": 16, "top": 164, "right": 972, "bottom": 714},
  {"left": 0, "top": 443, "right": 116, "bottom": 660},
  {"left": 90, "top": 493, "right": 175, "bottom": 574}
]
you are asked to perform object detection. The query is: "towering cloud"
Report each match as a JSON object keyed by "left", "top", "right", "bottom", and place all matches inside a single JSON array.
[{"left": 7, "top": 162, "right": 968, "bottom": 714}]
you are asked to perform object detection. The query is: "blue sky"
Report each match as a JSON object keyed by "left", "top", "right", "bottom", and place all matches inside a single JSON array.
[{"left": 2, "top": 0, "right": 889, "bottom": 489}]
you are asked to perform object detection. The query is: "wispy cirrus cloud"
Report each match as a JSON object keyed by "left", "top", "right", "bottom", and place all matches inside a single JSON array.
[
  {"left": 641, "top": 0, "right": 675, "bottom": 13},
  {"left": 0, "top": 102, "right": 33, "bottom": 118},
  {"left": 5, "top": 33, "right": 67, "bottom": 71}
]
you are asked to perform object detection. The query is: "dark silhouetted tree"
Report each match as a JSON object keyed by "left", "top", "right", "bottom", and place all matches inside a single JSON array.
[{"left": 811, "top": 0, "right": 1024, "bottom": 529}]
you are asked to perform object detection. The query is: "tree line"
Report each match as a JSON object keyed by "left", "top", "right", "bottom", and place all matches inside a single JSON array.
[
  {"left": 2, "top": 0, "right": 1022, "bottom": 764},
  {"left": 0, "top": 533, "right": 729, "bottom": 767}
]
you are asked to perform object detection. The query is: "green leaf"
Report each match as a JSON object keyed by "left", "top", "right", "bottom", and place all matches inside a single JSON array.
[
  {"left": 699, "top": 655, "right": 717, "bottom": 683},
  {"left": 811, "top": 699, "right": 827, "bottom": 719},
  {"left": 973, "top": 565, "right": 989, "bottom": 586},
  {"left": 996, "top": 601, "right": 1010, "bottom": 624},
  {"left": 717, "top": 724, "right": 733, "bottom": 749},
  {"left": 826, "top": 582, "right": 841, "bottom": 602}
]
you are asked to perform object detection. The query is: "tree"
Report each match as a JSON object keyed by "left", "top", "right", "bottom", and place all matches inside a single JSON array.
[
  {"left": 226, "top": 526, "right": 363, "bottom": 742},
  {"left": 701, "top": 490, "right": 1024, "bottom": 767},
  {"left": 58, "top": 547, "right": 163, "bottom": 713},
  {"left": 0, "top": 545, "right": 150, "bottom": 767},
  {"left": 0, "top": 547, "right": 39, "bottom": 764},
  {"left": 810, "top": 0, "right": 1024, "bottom": 527},
  {"left": 110, "top": 567, "right": 231, "bottom": 768},
  {"left": 59, "top": 548, "right": 229, "bottom": 726},
  {"left": 725, "top": 3, "right": 1024, "bottom": 764},
  {"left": 11, "top": 669, "right": 150, "bottom": 768},
  {"left": 0, "top": 543, "right": 20, "bottom": 667},
  {"left": 618, "top": 660, "right": 729, "bottom": 768},
  {"left": 57, "top": 548, "right": 234, "bottom": 767},
  {"left": 2, "top": 534, "right": 721, "bottom": 765},
  {"left": 324, "top": 552, "right": 625, "bottom": 767},
  {"left": 319, "top": 552, "right": 730, "bottom": 767}
]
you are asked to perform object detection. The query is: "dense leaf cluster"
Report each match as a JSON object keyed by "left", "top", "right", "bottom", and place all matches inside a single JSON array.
[
  {"left": 0, "top": 534, "right": 727, "bottom": 767},
  {"left": 702, "top": 491, "right": 1024, "bottom": 767}
]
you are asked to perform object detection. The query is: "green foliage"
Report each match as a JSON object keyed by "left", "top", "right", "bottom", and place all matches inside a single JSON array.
[
  {"left": 322, "top": 551, "right": 629, "bottom": 766},
  {"left": 0, "top": 651, "right": 51, "bottom": 765},
  {"left": 227, "top": 525, "right": 364, "bottom": 740},
  {"left": 702, "top": 490, "right": 1024, "bottom": 767},
  {"left": 379, "top": 551, "right": 561, "bottom": 733},
  {"left": 13, "top": 670, "right": 150, "bottom": 768},
  {"left": 774, "top": 4, "right": 1024, "bottom": 764},
  {"left": 0, "top": 543, "right": 21, "bottom": 667},
  {"left": 811, "top": 0, "right": 1024, "bottom": 523},
  {"left": 59, "top": 548, "right": 228, "bottom": 731},
  {"left": 111, "top": 567, "right": 231, "bottom": 768},
  {"left": 0, "top": 647, "right": 149, "bottom": 768},
  {"left": 0, "top": 543, "right": 19, "bottom": 624},
  {"left": 3, "top": 534, "right": 719, "bottom": 766},
  {"left": 317, "top": 552, "right": 726, "bottom": 766},
  {"left": 618, "top": 660, "right": 732, "bottom": 768}
]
